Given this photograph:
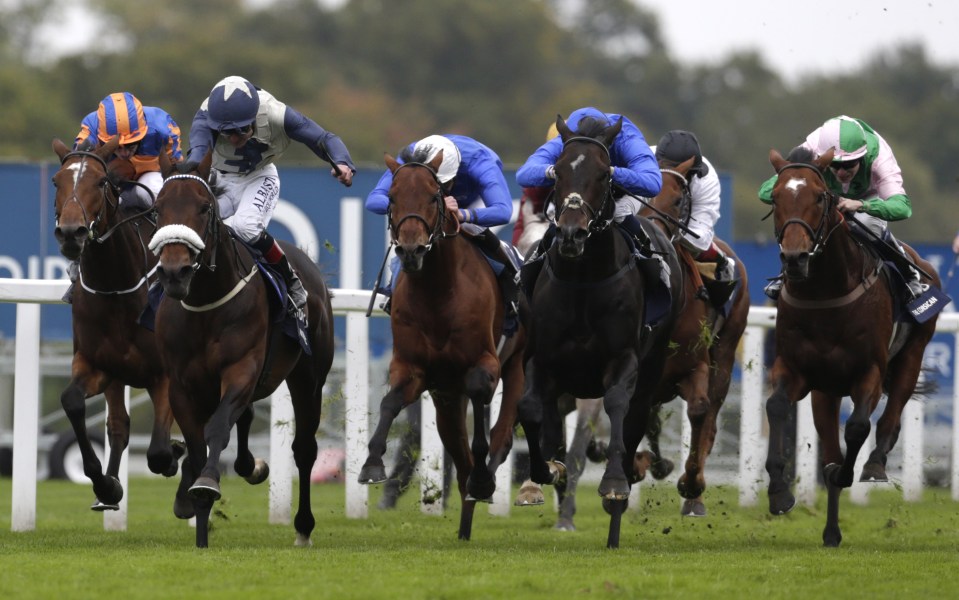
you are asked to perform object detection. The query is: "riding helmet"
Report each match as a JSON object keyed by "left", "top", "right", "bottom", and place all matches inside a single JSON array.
[
  {"left": 656, "top": 130, "right": 709, "bottom": 177},
  {"left": 96, "top": 92, "right": 148, "bottom": 145},
  {"left": 206, "top": 76, "right": 260, "bottom": 132}
]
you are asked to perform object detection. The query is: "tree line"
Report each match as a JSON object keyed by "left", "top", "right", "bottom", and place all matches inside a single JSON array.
[{"left": 2, "top": 0, "right": 957, "bottom": 242}]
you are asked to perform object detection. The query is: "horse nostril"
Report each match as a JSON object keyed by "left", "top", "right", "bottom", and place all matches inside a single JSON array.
[
  {"left": 177, "top": 265, "right": 193, "bottom": 281},
  {"left": 395, "top": 246, "right": 406, "bottom": 259}
]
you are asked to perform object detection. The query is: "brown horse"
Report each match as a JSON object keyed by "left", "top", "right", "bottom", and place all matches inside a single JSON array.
[
  {"left": 765, "top": 147, "right": 940, "bottom": 546},
  {"left": 518, "top": 115, "right": 682, "bottom": 548},
  {"left": 357, "top": 149, "right": 526, "bottom": 541},
  {"left": 639, "top": 157, "right": 750, "bottom": 516},
  {"left": 50, "top": 137, "right": 187, "bottom": 513},
  {"left": 151, "top": 151, "right": 334, "bottom": 548}
]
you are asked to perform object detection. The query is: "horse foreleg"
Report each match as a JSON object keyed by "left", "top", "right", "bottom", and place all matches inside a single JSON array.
[
  {"left": 487, "top": 350, "right": 523, "bottom": 475},
  {"left": 434, "top": 394, "right": 475, "bottom": 540},
  {"left": 556, "top": 398, "right": 603, "bottom": 530},
  {"left": 676, "top": 364, "right": 711, "bottom": 514},
  {"left": 233, "top": 406, "right": 269, "bottom": 484},
  {"left": 145, "top": 376, "right": 183, "bottom": 478},
  {"left": 765, "top": 362, "right": 805, "bottom": 515},
  {"left": 516, "top": 360, "right": 563, "bottom": 487},
  {"left": 643, "top": 403, "right": 674, "bottom": 480},
  {"left": 464, "top": 359, "right": 499, "bottom": 502},
  {"left": 598, "top": 353, "right": 639, "bottom": 501},
  {"left": 360, "top": 364, "right": 424, "bottom": 484},
  {"left": 833, "top": 371, "right": 882, "bottom": 488}
]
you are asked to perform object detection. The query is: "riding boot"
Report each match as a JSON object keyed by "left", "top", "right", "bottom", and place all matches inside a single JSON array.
[
  {"left": 62, "top": 260, "right": 79, "bottom": 304},
  {"left": 696, "top": 243, "right": 736, "bottom": 282},
  {"left": 764, "top": 273, "right": 784, "bottom": 300},
  {"left": 520, "top": 225, "right": 555, "bottom": 301},
  {"left": 886, "top": 235, "right": 928, "bottom": 299},
  {"left": 275, "top": 254, "right": 308, "bottom": 317},
  {"left": 618, "top": 214, "right": 651, "bottom": 253}
]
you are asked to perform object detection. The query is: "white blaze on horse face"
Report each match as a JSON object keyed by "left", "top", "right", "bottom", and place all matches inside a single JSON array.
[
  {"left": 562, "top": 192, "right": 584, "bottom": 210},
  {"left": 66, "top": 163, "right": 82, "bottom": 188},
  {"left": 570, "top": 153, "right": 585, "bottom": 171},
  {"left": 785, "top": 177, "right": 806, "bottom": 198}
]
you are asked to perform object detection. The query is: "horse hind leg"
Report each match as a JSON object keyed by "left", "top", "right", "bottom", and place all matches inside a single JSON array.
[
  {"left": 233, "top": 405, "right": 269, "bottom": 485},
  {"left": 464, "top": 363, "right": 498, "bottom": 503},
  {"left": 145, "top": 377, "right": 185, "bottom": 478},
  {"left": 642, "top": 403, "right": 675, "bottom": 480},
  {"left": 677, "top": 367, "right": 712, "bottom": 517},
  {"left": 556, "top": 399, "right": 602, "bottom": 531}
]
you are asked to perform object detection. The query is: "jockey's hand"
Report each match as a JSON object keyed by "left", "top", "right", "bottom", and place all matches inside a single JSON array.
[
  {"left": 837, "top": 197, "right": 864, "bottom": 214},
  {"left": 952, "top": 233, "right": 959, "bottom": 255},
  {"left": 332, "top": 164, "right": 353, "bottom": 187}
]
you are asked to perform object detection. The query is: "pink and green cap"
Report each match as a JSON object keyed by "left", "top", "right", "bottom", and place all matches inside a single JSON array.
[{"left": 820, "top": 115, "right": 868, "bottom": 161}]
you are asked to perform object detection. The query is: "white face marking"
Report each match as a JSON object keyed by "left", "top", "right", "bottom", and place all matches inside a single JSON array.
[
  {"left": 67, "top": 163, "right": 81, "bottom": 188},
  {"left": 785, "top": 177, "right": 805, "bottom": 197},
  {"left": 570, "top": 153, "right": 585, "bottom": 171}
]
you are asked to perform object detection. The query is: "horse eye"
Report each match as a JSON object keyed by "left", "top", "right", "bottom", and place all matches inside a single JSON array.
[{"left": 200, "top": 203, "right": 211, "bottom": 214}]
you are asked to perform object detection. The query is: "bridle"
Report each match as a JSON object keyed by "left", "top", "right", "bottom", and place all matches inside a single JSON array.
[
  {"left": 553, "top": 136, "right": 615, "bottom": 237},
  {"left": 646, "top": 167, "right": 691, "bottom": 242},
  {"left": 769, "top": 162, "right": 844, "bottom": 259},
  {"left": 152, "top": 173, "right": 222, "bottom": 273},
  {"left": 387, "top": 161, "right": 459, "bottom": 251}
]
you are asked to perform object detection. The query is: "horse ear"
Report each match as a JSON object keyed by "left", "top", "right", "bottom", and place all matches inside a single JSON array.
[
  {"left": 98, "top": 136, "right": 120, "bottom": 161},
  {"left": 769, "top": 149, "right": 788, "bottom": 172},
  {"left": 52, "top": 138, "right": 69, "bottom": 161},
  {"left": 197, "top": 149, "right": 213, "bottom": 181},
  {"left": 816, "top": 148, "right": 835, "bottom": 171},
  {"left": 556, "top": 114, "right": 572, "bottom": 141},
  {"left": 385, "top": 153, "right": 400, "bottom": 173},
  {"left": 599, "top": 117, "right": 623, "bottom": 147},
  {"left": 676, "top": 156, "right": 696, "bottom": 177},
  {"left": 159, "top": 148, "right": 176, "bottom": 178},
  {"left": 428, "top": 149, "right": 444, "bottom": 174}
]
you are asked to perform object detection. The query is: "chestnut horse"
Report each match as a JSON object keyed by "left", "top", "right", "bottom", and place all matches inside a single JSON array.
[
  {"left": 639, "top": 156, "right": 750, "bottom": 516},
  {"left": 357, "top": 149, "right": 526, "bottom": 541},
  {"left": 51, "top": 138, "right": 187, "bottom": 513},
  {"left": 765, "top": 147, "right": 940, "bottom": 546},
  {"left": 518, "top": 115, "right": 682, "bottom": 548},
  {"left": 151, "top": 151, "right": 334, "bottom": 548}
]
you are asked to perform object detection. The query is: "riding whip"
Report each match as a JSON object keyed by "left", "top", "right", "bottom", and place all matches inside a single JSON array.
[{"left": 611, "top": 182, "right": 700, "bottom": 239}]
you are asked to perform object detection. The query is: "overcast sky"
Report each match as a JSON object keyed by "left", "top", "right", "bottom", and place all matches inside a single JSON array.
[
  {"left": 650, "top": 0, "right": 959, "bottom": 83},
  {"left": 33, "top": 0, "right": 959, "bottom": 84}
]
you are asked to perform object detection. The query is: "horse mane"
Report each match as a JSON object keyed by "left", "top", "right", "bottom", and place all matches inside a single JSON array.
[
  {"left": 573, "top": 116, "right": 608, "bottom": 139},
  {"left": 398, "top": 145, "right": 433, "bottom": 165}
]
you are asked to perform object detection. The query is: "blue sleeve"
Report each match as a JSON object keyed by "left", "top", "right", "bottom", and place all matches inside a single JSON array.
[
  {"left": 516, "top": 137, "right": 563, "bottom": 187},
  {"left": 463, "top": 151, "right": 513, "bottom": 227},
  {"left": 365, "top": 169, "right": 394, "bottom": 215},
  {"left": 73, "top": 112, "right": 99, "bottom": 149},
  {"left": 159, "top": 110, "right": 183, "bottom": 161},
  {"left": 283, "top": 107, "right": 355, "bottom": 172},
  {"left": 187, "top": 107, "right": 215, "bottom": 164},
  {"left": 610, "top": 122, "right": 661, "bottom": 196}
]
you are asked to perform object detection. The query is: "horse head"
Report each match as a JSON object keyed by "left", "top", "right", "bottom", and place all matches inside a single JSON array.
[
  {"left": 552, "top": 114, "right": 621, "bottom": 258},
  {"left": 642, "top": 156, "right": 696, "bottom": 240},
  {"left": 385, "top": 149, "right": 451, "bottom": 272},
  {"left": 150, "top": 150, "right": 216, "bottom": 299},
  {"left": 768, "top": 146, "right": 837, "bottom": 281},
  {"left": 51, "top": 137, "right": 122, "bottom": 260}
]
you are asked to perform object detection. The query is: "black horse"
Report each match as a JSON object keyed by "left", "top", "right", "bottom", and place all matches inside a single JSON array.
[{"left": 518, "top": 115, "right": 682, "bottom": 548}]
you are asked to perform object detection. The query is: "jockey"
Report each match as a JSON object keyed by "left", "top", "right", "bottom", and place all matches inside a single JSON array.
[
  {"left": 515, "top": 107, "right": 662, "bottom": 297},
  {"left": 759, "top": 115, "right": 926, "bottom": 300},
  {"left": 651, "top": 130, "right": 735, "bottom": 281},
  {"left": 64, "top": 92, "right": 183, "bottom": 304},
  {"left": 187, "top": 75, "right": 355, "bottom": 319},
  {"left": 74, "top": 92, "right": 183, "bottom": 211},
  {"left": 366, "top": 134, "right": 517, "bottom": 320}
]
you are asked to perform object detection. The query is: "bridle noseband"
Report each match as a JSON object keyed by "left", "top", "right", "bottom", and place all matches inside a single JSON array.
[
  {"left": 387, "top": 161, "right": 458, "bottom": 250},
  {"left": 152, "top": 173, "right": 221, "bottom": 272},
  {"left": 553, "top": 136, "right": 615, "bottom": 236},
  {"left": 770, "top": 162, "right": 843, "bottom": 258}
]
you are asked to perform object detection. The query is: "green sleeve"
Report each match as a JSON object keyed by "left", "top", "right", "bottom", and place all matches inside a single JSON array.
[
  {"left": 862, "top": 194, "right": 911, "bottom": 221},
  {"left": 758, "top": 175, "right": 776, "bottom": 204}
]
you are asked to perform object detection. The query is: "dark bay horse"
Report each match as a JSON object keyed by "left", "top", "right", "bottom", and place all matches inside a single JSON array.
[
  {"left": 151, "top": 151, "right": 334, "bottom": 548},
  {"left": 51, "top": 137, "right": 186, "bottom": 512},
  {"left": 518, "top": 115, "right": 682, "bottom": 548},
  {"left": 357, "top": 149, "right": 526, "bottom": 541},
  {"left": 638, "top": 157, "right": 750, "bottom": 516},
  {"left": 765, "top": 147, "right": 940, "bottom": 546}
]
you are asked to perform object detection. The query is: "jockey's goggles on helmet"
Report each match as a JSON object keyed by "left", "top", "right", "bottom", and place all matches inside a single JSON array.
[{"left": 831, "top": 158, "right": 860, "bottom": 172}]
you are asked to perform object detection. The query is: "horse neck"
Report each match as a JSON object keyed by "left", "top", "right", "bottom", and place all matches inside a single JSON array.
[
  {"left": 549, "top": 226, "right": 623, "bottom": 280},
  {"left": 190, "top": 224, "right": 254, "bottom": 302},
  {"left": 80, "top": 210, "right": 155, "bottom": 288},
  {"left": 793, "top": 221, "right": 871, "bottom": 295}
]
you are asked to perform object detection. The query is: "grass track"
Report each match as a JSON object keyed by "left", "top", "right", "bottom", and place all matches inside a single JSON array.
[{"left": 1, "top": 476, "right": 958, "bottom": 599}]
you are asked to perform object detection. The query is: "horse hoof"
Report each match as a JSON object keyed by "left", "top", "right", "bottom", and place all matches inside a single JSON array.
[
  {"left": 173, "top": 496, "right": 195, "bottom": 519},
  {"left": 768, "top": 490, "right": 796, "bottom": 516},
  {"left": 823, "top": 462, "right": 845, "bottom": 487},
  {"left": 90, "top": 499, "right": 119, "bottom": 512},
  {"left": 514, "top": 481, "right": 545, "bottom": 506},
  {"left": 244, "top": 459, "right": 270, "bottom": 485},
  {"left": 548, "top": 461, "right": 567, "bottom": 488},
  {"left": 598, "top": 474, "right": 629, "bottom": 501},
  {"left": 465, "top": 494, "right": 493, "bottom": 504},
  {"left": 823, "top": 528, "right": 842, "bottom": 548},
  {"left": 859, "top": 462, "right": 888, "bottom": 483},
  {"left": 632, "top": 451, "right": 652, "bottom": 482},
  {"left": 555, "top": 519, "right": 576, "bottom": 532},
  {"left": 189, "top": 476, "right": 222, "bottom": 502},
  {"left": 602, "top": 496, "right": 629, "bottom": 516},
  {"left": 466, "top": 474, "right": 495, "bottom": 502},
  {"left": 680, "top": 499, "right": 707, "bottom": 517},
  {"left": 651, "top": 458, "right": 675, "bottom": 480},
  {"left": 586, "top": 439, "right": 607, "bottom": 463},
  {"left": 93, "top": 476, "right": 124, "bottom": 506},
  {"left": 357, "top": 464, "right": 388, "bottom": 484},
  {"left": 294, "top": 533, "right": 313, "bottom": 548}
]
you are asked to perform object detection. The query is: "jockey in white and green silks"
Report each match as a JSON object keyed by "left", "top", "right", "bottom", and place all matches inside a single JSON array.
[{"left": 758, "top": 115, "right": 925, "bottom": 299}]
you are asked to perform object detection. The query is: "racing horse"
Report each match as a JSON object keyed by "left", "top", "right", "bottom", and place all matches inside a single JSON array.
[
  {"left": 357, "top": 149, "right": 527, "bottom": 541},
  {"left": 638, "top": 156, "right": 750, "bottom": 516},
  {"left": 150, "top": 150, "right": 334, "bottom": 548},
  {"left": 51, "top": 137, "right": 187, "bottom": 513},
  {"left": 518, "top": 115, "right": 682, "bottom": 548},
  {"left": 765, "top": 146, "right": 941, "bottom": 546}
]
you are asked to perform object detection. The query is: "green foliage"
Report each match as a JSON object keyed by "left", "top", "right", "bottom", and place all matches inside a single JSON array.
[
  {"left": 2, "top": 0, "right": 958, "bottom": 241},
  {"left": 2, "top": 477, "right": 959, "bottom": 598}
]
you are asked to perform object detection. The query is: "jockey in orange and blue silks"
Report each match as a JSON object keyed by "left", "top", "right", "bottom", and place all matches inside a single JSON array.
[
  {"left": 516, "top": 107, "right": 661, "bottom": 242},
  {"left": 185, "top": 75, "right": 356, "bottom": 318},
  {"left": 758, "top": 115, "right": 925, "bottom": 299},
  {"left": 74, "top": 92, "right": 182, "bottom": 210},
  {"left": 366, "top": 134, "right": 519, "bottom": 318}
]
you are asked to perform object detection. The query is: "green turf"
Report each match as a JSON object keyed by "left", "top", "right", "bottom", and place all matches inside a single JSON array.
[{"left": 1, "top": 475, "right": 958, "bottom": 599}]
